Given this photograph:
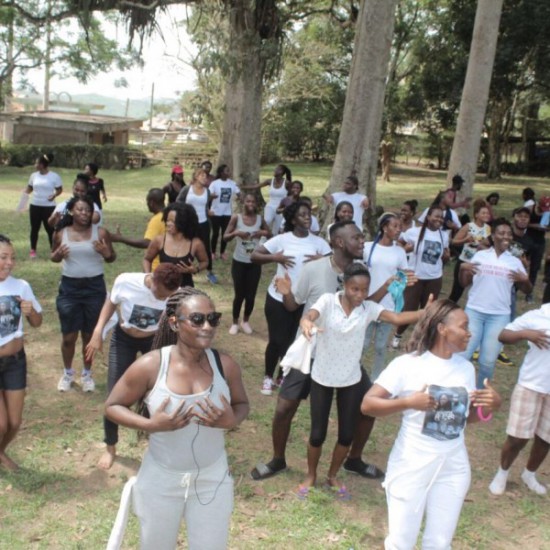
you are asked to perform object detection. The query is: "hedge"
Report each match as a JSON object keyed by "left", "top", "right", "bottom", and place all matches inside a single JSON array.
[{"left": 0, "top": 144, "right": 149, "bottom": 170}]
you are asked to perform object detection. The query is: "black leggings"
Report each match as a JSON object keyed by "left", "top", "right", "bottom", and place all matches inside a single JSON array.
[
  {"left": 448, "top": 259, "right": 465, "bottom": 303},
  {"left": 104, "top": 325, "right": 154, "bottom": 446},
  {"left": 211, "top": 215, "right": 231, "bottom": 255},
  {"left": 231, "top": 260, "right": 261, "bottom": 320},
  {"left": 529, "top": 240, "right": 546, "bottom": 287},
  {"left": 29, "top": 204, "right": 55, "bottom": 250},
  {"left": 197, "top": 221, "right": 213, "bottom": 271},
  {"left": 264, "top": 292, "right": 303, "bottom": 378},
  {"left": 309, "top": 378, "right": 364, "bottom": 447}
]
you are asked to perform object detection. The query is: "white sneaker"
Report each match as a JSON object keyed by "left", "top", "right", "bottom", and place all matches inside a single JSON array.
[
  {"left": 521, "top": 470, "right": 547, "bottom": 495},
  {"left": 489, "top": 470, "right": 509, "bottom": 495},
  {"left": 81, "top": 374, "right": 95, "bottom": 393},
  {"left": 391, "top": 335, "right": 402, "bottom": 349},
  {"left": 240, "top": 321, "right": 253, "bottom": 335},
  {"left": 228, "top": 324, "right": 239, "bottom": 335},
  {"left": 57, "top": 373, "right": 74, "bottom": 392},
  {"left": 261, "top": 377, "right": 273, "bottom": 396}
]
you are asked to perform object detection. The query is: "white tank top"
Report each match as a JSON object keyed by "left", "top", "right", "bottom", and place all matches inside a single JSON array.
[
  {"left": 267, "top": 178, "right": 288, "bottom": 208},
  {"left": 61, "top": 224, "right": 104, "bottom": 278},
  {"left": 145, "top": 346, "right": 230, "bottom": 471},
  {"left": 233, "top": 214, "right": 262, "bottom": 263},
  {"left": 186, "top": 185, "right": 208, "bottom": 223}
]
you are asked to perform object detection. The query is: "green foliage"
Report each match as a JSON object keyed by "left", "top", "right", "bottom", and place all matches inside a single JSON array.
[{"left": 0, "top": 143, "right": 147, "bottom": 169}]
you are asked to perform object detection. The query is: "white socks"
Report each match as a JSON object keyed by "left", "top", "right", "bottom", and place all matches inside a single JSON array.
[
  {"left": 489, "top": 467, "right": 509, "bottom": 495},
  {"left": 490, "top": 467, "right": 548, "bottom": 495},
  {"left": 521, "top": 469, "right": 548, "bottom": 495}
]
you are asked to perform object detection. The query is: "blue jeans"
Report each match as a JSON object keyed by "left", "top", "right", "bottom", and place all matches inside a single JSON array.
[
  {"left": 461, "top": 307, "right": 510, "bottom": 388},
  {"left": 364, "top": 320, "right": 393, "bottom": 381}
]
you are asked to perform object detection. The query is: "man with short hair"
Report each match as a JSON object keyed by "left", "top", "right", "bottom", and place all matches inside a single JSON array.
[
  {"left": 250, "top": 221, "right": 385, "bottom": 481},
  {"left": 489, "top": 305, "right": 550, "bottom": 496}
]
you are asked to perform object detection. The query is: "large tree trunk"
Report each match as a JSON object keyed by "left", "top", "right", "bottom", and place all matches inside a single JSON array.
[
  {"left": 486, "top": 99, "right": 509, "bottom": 180},
  {"left": 446, "top": 0, "right": 504, "bottom": 196},
  {"left": 323, "top": 0, "right": 398, "bottom": 234}
]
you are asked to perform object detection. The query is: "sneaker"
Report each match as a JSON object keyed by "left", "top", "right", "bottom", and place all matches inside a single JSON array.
[
  {"left": 240, "top": 321, "right": 253, "bottom": 335},
  {"left": 29, "top": 249, "right": 36, "bottom": 259},
  {"left": 57, "top": 373, "right": 73, "bottom": 392},
  {"left": 521, "top": 469, "right": 547, "bottom": 495},
  {"left": 81, "top": 374, "right": 95, "bottom": 393},
  {"left": 497, "top": 352, "right": 514, "bottom": 367},
  {"left": 472, "top": 351, "right": 480, "bottom": 361},
  {"left": 261, "top": 377, "right": 273, "bottom": 396},
  {"left": 489, "top": 469, "right": 509, "bottom": 495},
  {"left": 228, "top": 324, "right": 239, "bottom": 335},
  {"left": 391, "top": 334, "right": 401, "bottom": 349},
  {"left": 207, "top": 272, "right": 218, "bottom": 284}
]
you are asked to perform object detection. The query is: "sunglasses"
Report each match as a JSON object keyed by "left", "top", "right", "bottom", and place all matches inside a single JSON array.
[{"left": 177, "top": 312, "right": 222, "bottom": 328}]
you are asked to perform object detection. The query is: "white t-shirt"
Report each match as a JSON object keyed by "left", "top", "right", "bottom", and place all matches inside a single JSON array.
[
  {"left": 364, "top": 242, "right": 408, "bottom": 311},
  {"left": 28, "top": 171, "right": 62, "bottom": 207},
  {"left": 311, "top": 292, "right": 384, "bottom": 387},
  {"left": 465, "top": 248, "right": 526, "bottom": 315},
  {"left": 503, "top": 304, "right": 550, "bottom": 393},
  {"left": 185, "top": 186, "right": 208, "bottom": 223},
  {"left": 263, "top": 232, "right": 331, "bottom": 302},
  {"left": 376, "top": 352, "right": 475, "bottom": 453},
  {"left": 310, "top": 215, "right": 320, "bottom": 233},
  {"left": 458, "top": 222, "right": 491, "bottom": 262},
  {"left": 209, "top": 178, "right": 240, "bottom": 216},
  {"left": 110, "top": 273, "right": 167, "bottom": 332},
  {"left": 331, "top": 192, "right": 367, "bottom": 229},
  {"left": 401, "top": 226, "right": 449, "bottom": 279},
  {"left": 0, "top": 276, "right": 42, "bottom": 347},
  {"left": 53, "top": 199, "right": 103, "bottom": 225}
]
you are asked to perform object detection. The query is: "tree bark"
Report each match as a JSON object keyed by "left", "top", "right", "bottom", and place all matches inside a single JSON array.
[
  {"left": 322, "top": 0, "right": 398, "bottom": 234},
  {"left": 486, "top": 99, "right": 509, "bottom": 180},
  {"left": 446, "top": 0, "right": 504, "bottom": 196}
]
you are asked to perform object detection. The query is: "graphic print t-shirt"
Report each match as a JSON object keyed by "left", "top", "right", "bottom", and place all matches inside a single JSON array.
[
  {"left": 402, "top": 226, "right": 448, "bottom": 280},
  {"left": 422, "top": 384, "right": 469, "bottom": 441}
]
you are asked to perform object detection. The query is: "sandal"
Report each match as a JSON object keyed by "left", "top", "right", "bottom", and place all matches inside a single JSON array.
[
  {"left": 343, "top": 460, "right": 385, "bottom": 480},
  {"left": 333, "top": 484, "right": 352, "bottom": 502},
  {"left": 250, "top": 461, "right": 287, "bottom": 481},
  {"left": 295, "top": 484, "right": 310, "bottom": 500}
]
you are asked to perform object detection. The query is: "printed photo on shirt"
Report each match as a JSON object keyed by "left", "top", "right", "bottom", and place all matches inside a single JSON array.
[
  {"left": 421, "top": 240, "right": 442, "bottom": 265},
  {"left": 219, "top": 187, "right": 232, "bottom": 203},
  {"left": 0, "top": 296, "right": 21, "bottom": 338},
  {"left": 128, "top": 305, "right": 163, "bottom": 329},
  {"left": 422, "top": 384, "right": 469, "bottom": 441}
]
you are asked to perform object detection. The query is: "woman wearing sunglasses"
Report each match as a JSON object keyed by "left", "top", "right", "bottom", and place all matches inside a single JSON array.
[{"left": 105, "top": 287, "right": 249, "bottom": 550}]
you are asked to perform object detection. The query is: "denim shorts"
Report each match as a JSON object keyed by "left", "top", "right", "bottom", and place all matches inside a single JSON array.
[
  {"left": 56, "top": 275, "right": 106, "bottom": 334},
  {"left": 0, "top": 349, "right": 27, "bottom": 390}
]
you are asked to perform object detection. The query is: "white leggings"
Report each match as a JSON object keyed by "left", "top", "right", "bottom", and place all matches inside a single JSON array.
[
  {"left": 132, "top": 450, "right": 233, "bottom": 550},
  {"left": 264, "top": 205, "right": 283, "bottom": 234},
  {"left": 384, "top": 443, "right": 471, "bottom": 550}
]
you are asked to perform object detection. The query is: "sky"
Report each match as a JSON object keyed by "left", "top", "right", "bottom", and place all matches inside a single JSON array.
[{"left": 19, "top": 6, "right": 197, "bottom": 101}]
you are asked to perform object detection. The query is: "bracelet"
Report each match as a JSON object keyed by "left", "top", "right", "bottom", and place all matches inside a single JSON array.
[{"left": 477, "top": 406, "right": 493, "bottom": 422}]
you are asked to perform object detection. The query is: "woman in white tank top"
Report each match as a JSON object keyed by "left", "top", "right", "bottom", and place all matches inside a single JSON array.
[{"left": 105, "top": 289, "right": 249, "bottom": 550}]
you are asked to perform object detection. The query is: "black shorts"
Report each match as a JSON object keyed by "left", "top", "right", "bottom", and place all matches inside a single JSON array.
[
  {"left": 0, "top": 349, "right": 27, "bottom": 390},
  {"left": 280, "top": 365, "right": 372, "bottom": 401},
  {"left": 56, "top": 275, "right": 106, "bottom": 334}
]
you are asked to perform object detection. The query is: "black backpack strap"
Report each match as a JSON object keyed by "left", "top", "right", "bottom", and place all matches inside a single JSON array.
[{"left": 210, "top": 348, "right": 225, "bottom": 379}]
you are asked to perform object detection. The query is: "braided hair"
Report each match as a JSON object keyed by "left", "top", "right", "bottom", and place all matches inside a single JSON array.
[{"left": 366, "top": 212, "right": 398, "bottom": 268}]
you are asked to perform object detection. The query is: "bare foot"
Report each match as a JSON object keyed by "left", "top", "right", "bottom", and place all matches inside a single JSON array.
[
  {"left": 97, "top": 446, "right": 116, "bottom": 470},
  {"left": 300, "top": 475, "right": 316, "bottom": 489},
  {"left": 0, "top": 451, "right": 20, "bottom": 471},
  {"left": 325, "top": 477, "right": 342, "bottom": 488}
]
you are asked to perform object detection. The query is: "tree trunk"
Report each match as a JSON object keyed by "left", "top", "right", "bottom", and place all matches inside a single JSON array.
[
  {"left": 323, "top": 0, "right": 398, "bottom": 234},
  {"left": 446, "top": 0, "right": 504, "bottom": 196},
  {"left": 486, "top": 99, "right": 509, "bottom": 180},
  {"left": 217, "top": 0, "right": 271, "bottom": 187}
]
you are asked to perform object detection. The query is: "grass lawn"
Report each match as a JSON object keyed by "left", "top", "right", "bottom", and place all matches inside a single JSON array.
[{"left": 0, "top": 162, "right": 549, "bottom": 549}]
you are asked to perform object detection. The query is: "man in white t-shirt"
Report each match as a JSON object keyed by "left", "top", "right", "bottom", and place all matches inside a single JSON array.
[{"left": 489, "top": 305, "right": 550, "bottom": 496}]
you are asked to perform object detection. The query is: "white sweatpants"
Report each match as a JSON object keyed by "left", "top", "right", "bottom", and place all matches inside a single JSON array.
[
  {"left": 384, "top": 442, "right": 471, "bottom": 550},
  {"left": 132, "top": 450, "right": 234, "bottom": 550}
]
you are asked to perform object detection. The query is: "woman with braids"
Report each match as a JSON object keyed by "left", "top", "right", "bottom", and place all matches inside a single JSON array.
[
  {"left": 85, "top": 263, "right": 181, "bottom": 470},
  {"left": 361, "top": 299, "right": 502, "bottom": 550},
  {"left": 209, "top": 164, "right": 240, "bottom": 260},
  {"left": 51, "top": 196, "right": 116, "bottom": 393},
  {"left": 25, "top": 152, "right": 63, "bottom": 258},
  {"left": 363, "top": 212, "right": 411, "bottom": 380},
  {"left": 448, "top": 199, "right": 492, "bottom": 303},
  {"left": 392, "top": 205, "right": 450, "bottom": 349},
  {"left": 459, "top": 218, "right": 532, "bottom": 388},
  {"left": 241, "top": 164, "right": 292, "bottom": 234},
  {"left": 144, "top": 203, "right": 208, "bottom": 288},
  {"left": 251, "top": 200, "right": 331, "bottom": 395},
  {"left": 105, "top": 287, "right": 249, "bottom": 549}
]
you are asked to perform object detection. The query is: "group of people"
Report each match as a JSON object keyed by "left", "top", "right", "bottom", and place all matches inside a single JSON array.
[{"left": 2, "top": 157, "right": 549, "bottom": 549}]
